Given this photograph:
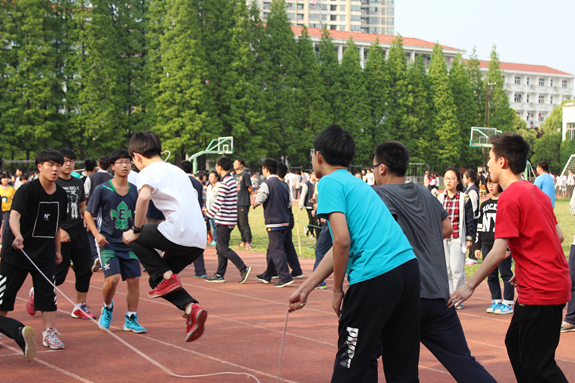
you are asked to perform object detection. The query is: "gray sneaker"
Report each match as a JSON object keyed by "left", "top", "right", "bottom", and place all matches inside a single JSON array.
[
  {"left": 205, "top": 274, "right": 225, "bottom": 283},
  {"left": 239, "top": 267, "right": 252, "bottom": 284}
]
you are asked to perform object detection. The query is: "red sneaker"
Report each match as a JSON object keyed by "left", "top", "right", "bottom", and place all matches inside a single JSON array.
[
  {"left": 148, "top": 273, "right": 182, "bottom": 299},
  {"left": 185, "top": 303, "right": 208, "bottom": 342},
  {"left": 26, "top": 288, "right": 36, "bottom": 316},
  {"left": 71, "top": 302, "right": 97, "bottom": 319}
]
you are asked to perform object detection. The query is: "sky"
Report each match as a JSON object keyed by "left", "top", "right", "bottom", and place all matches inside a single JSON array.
[{"left": 396, "top": 0, "right": 575, "bottom": 76}]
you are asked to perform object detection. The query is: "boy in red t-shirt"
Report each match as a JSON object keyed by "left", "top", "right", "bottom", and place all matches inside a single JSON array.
[{"left": 449, "top": 132, "right": 570, "bottom": 383}]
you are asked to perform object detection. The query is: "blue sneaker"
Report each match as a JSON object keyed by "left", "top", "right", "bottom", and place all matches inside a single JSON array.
[
  {"left": 99, "top": 303, "right": 114, "bottom": 330},
  {"left": 123, "top": 313, "right": 147, "bottom": 334},
  {"left": 210, "top": 241, "right": 217, "bottom": 246},
  {"left": 486, "top": 302, "right": 501, "bottom": 314},
  {"left": 314, "top": 281, "right": 327, "bottom": 290},
  {"left": 494, "top": 303, "right": 513, "bottom": 315}
]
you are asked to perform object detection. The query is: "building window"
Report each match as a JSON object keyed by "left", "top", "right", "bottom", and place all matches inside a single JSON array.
[
  {"left": 550, "top": 79, "right": 553, "bottom": 87},
  {"left": 263, "top": 2, "right": 270, "bottom": 9},
  {"left": 526, "top": 95, "right": 530, "bottom": 103},
  {"left": 351, "top": 5, "right": 361, "bottom": 11},
  {"left": 539, "top": 115, "right": 545, "bottom": 122},
  {"left": 351, "top": 15, "right": 361, "bottom": 21},
  {"left": 539, "top": 78, "right": 545, "bottom": 86},
  {"left": 514, "top": 94, "right": 522, "bottom": 103},
  {"left": 330, "top": 4, "right": 336, "bottom": 10},
  {"left": 351, "top": 25, "right": 361, "bottom": 31},
  {"left": 386, "top": 27, "right": 394, "bottom": 35},
  {"left": 287, "top": 12, "right": 295, "bottom": 20},
  {"left": 309, "top": 13, "right": 320, "bottom": 20},
  {"left": 287, "top": 2, "right": 295, "bottom": 10},
  {"left": 372, "top": 27, "right": 380, "bottom": 34},
  {"left": 340, "top": 5, "right": 346, "bottom": 11},
  {"left": 330, "top": 25, "right": 337, "bottom": 30},
  {"left": 526, "top": 77, "right": 530, "bottom": 85},
  {"left": 550, "top": 96, "right": 553, "bottom": 104},
  {"left": 563, "top": 80, "right": 568, "bottom": 88},
  {"left": 297, "top": 13, "right": 304, "bottom": 19},
  {"left": 386, "top": 17, "right": 394, "bottom": 25},
  {"left": 297, "top": 3, "right": 304, "bottom": 9},
  {"left": 321, "top": 14, "right": 328, "bottom": 20},
  {"left": 330, "top": 14, "right": 337, "bottom": 21},
  {"left": 321, "top": 4, "right": 328, "bottom": 10},
  {"left": 387, "top": 0, "right": 394, "bottom": 4},
  {"left": 340, "top": 25, "right": 346, "bottom": 31},
  {"left": 538, "top": 95, "right": 544, "bottom": 104},
  {"left": 340, "top": 15, "right": 346, "bottom": 21},
  {"left": 387, "top": 7, "right": 394, "bottom": 15},
  {"left": 514, "top": 76, "right": 521, "bottom": 85}
]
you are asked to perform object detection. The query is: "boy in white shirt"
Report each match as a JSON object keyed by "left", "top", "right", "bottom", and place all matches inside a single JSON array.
[{"left": 123, "top": 132, "right": 207, "bottom": 342}]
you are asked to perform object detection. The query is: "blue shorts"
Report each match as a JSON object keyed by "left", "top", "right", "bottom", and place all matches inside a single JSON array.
[{"left": 100, "top": 249, "right": 142, "bottom": 280}]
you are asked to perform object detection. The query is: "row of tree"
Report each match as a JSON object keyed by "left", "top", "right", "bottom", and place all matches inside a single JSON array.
[{"left": 0, "top": 0, "right": 568, "bottom": 172}]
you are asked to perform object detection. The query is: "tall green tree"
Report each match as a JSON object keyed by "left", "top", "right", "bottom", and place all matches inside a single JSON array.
[
  {"left": 464, "top": 46, "right": 485, "bottom": 127},
  {"left": 317, "top": 27, "right": 342, "bottom": 125},
  {"left": 338, "top": 38, "right": 371, "bottom": 165},
  {"left": 484, "top": 45, "right": 515, "bottom": 132},
  {"left": 428, "top": 43, "right": 460, "bottom": 169},
  {"left": 364, "top": 39, "right": 388, "bottom": 146},
  {"left": 450, "top": 53, "right": 480, "bottom": 168},
  {"left": 295, "top": 27, "right": 330, "bottom": 160},
  {"left": 259, "top": 0, "right": 301, "bottom": 162},
  {"left": 406, "top": 55, "right": 435, "bottom": 165}
]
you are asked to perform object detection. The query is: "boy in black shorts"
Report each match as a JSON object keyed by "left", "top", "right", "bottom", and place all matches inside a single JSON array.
[
  {"left": 85, "top": 149, "right": 146, "bottom": 334},
  {"left": 0, "top": 149, "right": 68, "bottom": 350},
  {"left": 123, "top": 132, "right": 207, "bottom": 342}
]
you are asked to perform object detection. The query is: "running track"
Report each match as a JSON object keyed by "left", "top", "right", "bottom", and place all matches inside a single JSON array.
[{"left": 1, "top": 248, "right": 574, "bottom": 382}]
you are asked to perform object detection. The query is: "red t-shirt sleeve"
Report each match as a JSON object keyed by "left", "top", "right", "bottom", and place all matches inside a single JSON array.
[{"left": 494, "top": 196, "right": 519, "bottom": 239}]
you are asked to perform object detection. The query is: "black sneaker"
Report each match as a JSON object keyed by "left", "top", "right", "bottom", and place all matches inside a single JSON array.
[
  {"left": 274, "top": 279, "right": 294, "bottom": 288},
  {"left": 205, "top": 274, "right": 225, "bottom": 283},
  {"left": 256, "top": 274, "right": 270, "bottom": 284},
  {"left": 239, "top": 267, "right": 252, "bottom": 284}
]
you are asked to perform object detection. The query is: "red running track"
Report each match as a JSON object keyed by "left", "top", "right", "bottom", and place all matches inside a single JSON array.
[{"left": 1, "top": 248, "right": 574, "bottom": 382}]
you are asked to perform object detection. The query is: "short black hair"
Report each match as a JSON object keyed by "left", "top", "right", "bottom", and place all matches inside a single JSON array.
[
  {"left": 277, "top": 163, "right": 288, "bottom": 179},
  {"left": 374, "top": 141, "right": 410, "bottom": 177},
  {"left": 538, "top": 161, "right": 549, "bottom": 172},
  {"left": 485, "top": 173, "right": 503, "bottom": 193},
  {"left": 20, "top": 172, "right": 29, "bottom": 181},
  {"left": 463, "top": 169, "right": 479, "bottom": 188},
  {"left": 109, "top": 149, "right": 130, "bottom": 165},
  {"left": 208, "top": 170, "right": 219, "bottom": 181},
  {"left": 490, "top": 133, "right": 529, "bottom": 175},
  {"left": 36, "top": 149, "right": 64, "bottom": 166},
  {"left": 84, "top": 158, "right": 97, "bottom": 172},
  {"left": 235, "top": 158, "right": 245, "bottom": 166},
  {"left": 0, "top": 172, "right": 9, "bottom": 179},
  {"left": 444, "top": 167, "right": 465, "bottom": 192},
  {"left": 128, "top": 131, "right": 162, "bottom": 159},
  {"left": 313, "top": 125, "right": 355, "bottom": 168},
  {"left": 216, "top": 157, "right": 232, "bottom": 171},
  {"left": 262, "top": 158, "right": 277, "bottom": 175},
  {"left": 179, "top": 160, "right": 193, "bottom": 174},
  {"left": 58, "top": 148, "right": 76, "bottom": 161},
  {"left": 98, "top": 156, "right": 111, "bottom": 170}
]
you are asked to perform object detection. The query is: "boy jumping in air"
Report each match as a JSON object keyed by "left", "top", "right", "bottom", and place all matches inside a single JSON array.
[
  {"left": 123, "top": 132, "right": 207, "bottom": 342},
  {"left": 85, "top": 149, "right": 146, "bottom": 334},
  {"left": 449, "top": 132, "right": 570, "bottom": 383}
]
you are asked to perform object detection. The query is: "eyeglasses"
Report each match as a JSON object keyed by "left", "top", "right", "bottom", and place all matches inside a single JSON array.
[
  {"left": 370, "top": 162, "right": 390, "bottom": 171},
  {"left": 115, "top": 161, "right": 131, "bottom": 167},
  {"left": 310, "top": 149, "right": 317, "bottom": 158},
  {"left": 444, "top": 177, "right": 457, "bottom": 181},
  {"left": 63, "top": 159, "right": 74, "bottom": 165}
]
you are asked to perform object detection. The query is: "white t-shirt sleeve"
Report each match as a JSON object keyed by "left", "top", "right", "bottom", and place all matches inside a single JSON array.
[{"left": 137, "top": 168, "right": 157, "bottom": 191}]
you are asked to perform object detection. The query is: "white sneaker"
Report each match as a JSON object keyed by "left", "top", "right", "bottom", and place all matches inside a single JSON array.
[{"left": 42, "top": 327, "right": 65, "bottom": 350}]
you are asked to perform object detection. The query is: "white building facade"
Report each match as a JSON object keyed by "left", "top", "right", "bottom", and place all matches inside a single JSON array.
[
  {"left": 291, "top": 26, "right": 465, "bottom": 69},
  {"left": 475, "top": 62, "right": 574, "bottom": 129},
  {"left": 252, "top": 0, "right": 395, "bottom": 35},
  {"left": 562, "top": 103, "right": 575, "bottom": 141}
]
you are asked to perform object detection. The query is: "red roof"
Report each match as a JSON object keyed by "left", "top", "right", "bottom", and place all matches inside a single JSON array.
[
  {"left": 291, "top": 26, "right": 460, "bottom": 51},
  {"left": 465, "top": 60, "right": 572, "bottom": 76}
]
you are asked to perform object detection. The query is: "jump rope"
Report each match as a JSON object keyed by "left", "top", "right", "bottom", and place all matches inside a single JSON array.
[{"left": 15, "top": 248, "right": 293, "bottom": 382}]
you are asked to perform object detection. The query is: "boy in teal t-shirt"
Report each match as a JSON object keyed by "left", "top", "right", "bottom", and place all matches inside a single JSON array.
[{"left": 289, "top": 125, "right": 420, "bottom": 382}]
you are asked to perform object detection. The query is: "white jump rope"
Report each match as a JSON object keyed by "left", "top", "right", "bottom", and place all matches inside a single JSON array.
[{"left": 17, "top": 247, "right": 291, "bottom": 382}]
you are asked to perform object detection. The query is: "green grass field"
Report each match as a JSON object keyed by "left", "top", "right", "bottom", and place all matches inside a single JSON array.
[{"left": 227, "top": 198, "right": 573, "bottom": 279}]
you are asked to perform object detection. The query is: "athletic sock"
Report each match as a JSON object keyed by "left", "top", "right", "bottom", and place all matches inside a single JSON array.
[
  {"left": 126, "top": 311, "right": 137, "bottom": 318},
  {"left": 104, "top": 303, "right": 113, "bottom": 309}
]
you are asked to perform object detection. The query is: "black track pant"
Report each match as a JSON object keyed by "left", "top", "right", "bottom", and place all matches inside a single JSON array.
[
  {"left": 128, "top": 223, "right": 203, "bottom": 311},
  {"left": 0, "top": 315, "right": 27, "bottom": 351},
  {"left": 55, "top": 225, "right": 93, "bottom": 293}
]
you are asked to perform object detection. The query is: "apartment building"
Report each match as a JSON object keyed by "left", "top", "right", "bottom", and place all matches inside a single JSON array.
[
  {"left": 291, "top": 26, "right": 465, "bottom": 69},
  {"left": 253, "top": 0, "right": 395, "bottom": 35},
  {"left": 474, "top": 61, "right": 574, "bottom": 129},
  {"left": 562, "top": 102, "right": 575, "bottom": 141}
]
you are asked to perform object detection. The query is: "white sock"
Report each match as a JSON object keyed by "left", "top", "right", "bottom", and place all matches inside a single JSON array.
[
  {"left": 503, "top": 300, "right": 514, "bottom": 306},
  {"left": 493, "top": 300, "right": 502, "bottom": 304},
  {"left": 104, "top": 303, "right": 113, "bottom": 309},
  {"left": 126, "top": 311, "right": 137, "bottom": 318}
]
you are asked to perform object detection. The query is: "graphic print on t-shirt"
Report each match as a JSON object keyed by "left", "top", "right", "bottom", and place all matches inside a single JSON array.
[
  {"left": 111, "top": 201, "right": 132, "bottom": 230},
  {"left": 32, "top": 201, "right": 60, "bottom": 238},
  {"left": 61, "top": 184, "right": 81, "bottom": 219}
]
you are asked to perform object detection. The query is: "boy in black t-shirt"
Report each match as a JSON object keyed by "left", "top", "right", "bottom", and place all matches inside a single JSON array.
[{"left": 0, "top": 149, "right": 68, "bottom": 350}]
